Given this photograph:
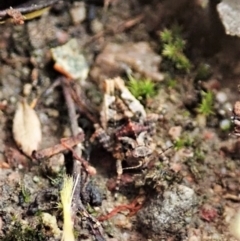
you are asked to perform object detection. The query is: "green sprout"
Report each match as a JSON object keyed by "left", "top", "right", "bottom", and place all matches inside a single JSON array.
[
  {"left": 197, "top": 91, "right": 214, "bottom": 117},
  {"left": 195, "top": 63, "right": 212, "bottom": 80},
  {"left": 160, "top": 26, "right": 191, "bottom": 72},
  {"left": 1, "top": 223, "right": 45, "bottom": 241},
  {"left": 127, "top": 74, "right": 156, "bottom": 100},
  {"left": 166, "top": 78, "right": 177, "bottom": 88},
  {"left": 174, "top": 135, "right": 193, "bottom": 150},
  {"left": 20, "top": 184, "right": 31, "bottom": 203}
]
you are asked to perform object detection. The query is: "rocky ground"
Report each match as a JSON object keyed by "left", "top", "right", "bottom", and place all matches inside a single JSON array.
[{"left": 1, "top": 0, "right": 240, "bottom": 240}]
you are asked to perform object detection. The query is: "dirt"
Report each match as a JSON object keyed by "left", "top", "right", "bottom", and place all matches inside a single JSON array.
[{"left": 1, "top": 0, "right": 240, "bottom": 240}]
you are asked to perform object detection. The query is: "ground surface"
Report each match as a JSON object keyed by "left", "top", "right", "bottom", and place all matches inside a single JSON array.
[{"left": 1, "top": 0, "right": 240, "bottom": 240}]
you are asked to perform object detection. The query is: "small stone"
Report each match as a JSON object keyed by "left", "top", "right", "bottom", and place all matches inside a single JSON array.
[
  {"left": 168, "top": 126, "right": 182, "bottom": 140},
  {"left": 217, "top": 0, "right": 240, "bottom": 37},
  {"left": 224, "top": 102, "right": 232, "bottom": 111},
  {"left": 23, "top": 83, "right": 32, "bottom": 97},
  {"left": 91, "top": 19, "right": 104, "bottom": 34},
  {"left": 9, "top": 96, "right": 17, "bottom": 104},
  {"left": 51, "top": 39, "right": 89, "bottom": 80},
  {"left": 45, "top": 153, "right": 65, "bottom": 175},
  {"left": 33, "top": 176, "right": 40, "bottom": 183},
  {"left": 220, "top": 119, "right": 231, "bottom": 131},
  {"left": 46, "top": 109, "right": 59, "bottom": 118},
  {"left": 216, "top": 91, "right": 227, "bottom": 103},
  {"left": 70, "top": 2, "right": 86, "bottom": 25},
  {"left": 112, "top": 213, "right": 132, "bottom": 229},
  {"left": 137, "top": 184, "right": 197, "bottom": 239}
]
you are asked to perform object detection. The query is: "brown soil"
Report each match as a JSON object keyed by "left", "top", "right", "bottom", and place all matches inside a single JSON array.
[{"left": 1, "top": 0, "right": 240, "bottom": 240}]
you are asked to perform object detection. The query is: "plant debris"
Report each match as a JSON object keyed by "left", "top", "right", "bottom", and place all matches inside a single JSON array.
[
  {"left": 1, "top": 1, "right": 240, "bottom": 240},
  {"left": 12, "top": 99, "right": 42, "bottom": 157}
]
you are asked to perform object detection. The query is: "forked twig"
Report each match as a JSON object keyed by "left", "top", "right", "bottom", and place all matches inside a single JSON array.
[{"left": 32, "top": 133, "right": 84, "bottom": 160}]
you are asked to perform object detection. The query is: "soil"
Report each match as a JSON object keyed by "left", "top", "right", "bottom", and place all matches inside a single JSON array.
[{"left": 1, "top": 0, "right": 240, "bottom": 240}]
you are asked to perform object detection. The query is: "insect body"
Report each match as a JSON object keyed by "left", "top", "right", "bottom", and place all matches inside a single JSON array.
[{"left": 91, "top": 77, "right": 162, "bottom": 191}]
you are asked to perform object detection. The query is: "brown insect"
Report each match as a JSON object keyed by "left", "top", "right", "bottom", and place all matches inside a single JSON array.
[{"left": 91, "top": 77, "right": 164, "bottom": 192}]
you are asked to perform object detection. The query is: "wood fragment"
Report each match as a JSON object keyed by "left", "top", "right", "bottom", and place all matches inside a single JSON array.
[{"left": 32, "top": 133, "right": 84, "bottom": 160}]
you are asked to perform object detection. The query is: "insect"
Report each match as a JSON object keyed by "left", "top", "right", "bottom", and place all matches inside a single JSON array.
[{"left": 91, "top": 77, "right": 164, "bottom": 192}]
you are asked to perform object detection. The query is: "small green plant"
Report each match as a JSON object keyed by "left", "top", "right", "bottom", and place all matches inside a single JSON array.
[
  {"left": 195, "top": 63, "right": 212, "bottom": 80},
  {"left": 20, "top": 184, "right": 31, "bottom": 203},
  {"left": 194, "top": 148, "right": 205, "bottom": 162},
  {"left": 196, "top": 91, "right": 214, "bottom": 117},
  {"left": 166, "top": 78, "right": 177, "bottom": 88},
  {"left": 127, "top": 74, "right": 156, "bottom": 100},
  {"left": 174, "top": 135, "right": 193, "bottom": 150},
  {"left": 1, "top": 223, "right": 45, "bottom": 241},
  {"left": 160, "top": 25, "right": 191, "bottom": 72}
]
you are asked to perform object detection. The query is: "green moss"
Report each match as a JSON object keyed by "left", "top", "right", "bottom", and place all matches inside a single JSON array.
[
  {"left": 127, "top": 74, "right": 156, "bottom": 100},
  {"left": 196, "top": 91, "right": 214, "bottom": 117},
  {"left": 174, "top": 135, "right": 193, "bottom": 150},
  {"left": 160, "top": 26, "right": 191, "bottom": 72},
  {"left": 195, "top": 63, "right": 212, "bottom": 80},
  {"left": 166, "top": 77, "right": 177, "bottom": 88},
  {"left": 194, "top": 148, "right": 205, "bottom": 162},
  {"left": 1, "top": 223, "right": 46, "bottom": 241}
]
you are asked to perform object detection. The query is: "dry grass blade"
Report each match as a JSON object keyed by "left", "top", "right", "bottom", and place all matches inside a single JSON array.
[{"left": 13, "top": 99, "right": 42, "bottom": 157}]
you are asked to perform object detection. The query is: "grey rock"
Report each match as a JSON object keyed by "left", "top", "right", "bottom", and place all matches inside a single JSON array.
[
  {"left": 217, "top": 0, "right": 240, "bottom": 37},
  {"left": 137, "top": 184, "right": 197, "bottom": 238}
]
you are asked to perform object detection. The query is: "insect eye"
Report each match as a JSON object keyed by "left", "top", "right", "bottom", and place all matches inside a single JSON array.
[
  {"left": 133, "top": 146, "right": 152, "bottom": 158},
  {"left": 119, "top": 137, "right": 135, "bottom": 150}
]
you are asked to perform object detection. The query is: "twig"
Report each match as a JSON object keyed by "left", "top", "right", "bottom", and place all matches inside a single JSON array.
[
  {"left": 32, "top": 133, "right": 84, "bottom": 160},
  {"left": 85, "top": 14, "right": 144, "bottom": 44},
  {"left": 61, "top": 77, "right": 106, "bottom": 240},
  {"left": 97, "top": 195, "right": 145, "bottom": 221},
  {"left": 61, "top": 140, "right": 96, "bottom": 176},
  {"left": 60, "top": 77, "right": 83, "bottom": 211}
]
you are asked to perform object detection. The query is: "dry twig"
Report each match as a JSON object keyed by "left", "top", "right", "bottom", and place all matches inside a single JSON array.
[{"left": 32, "top": 133, "right": 85, "bottom": 160}]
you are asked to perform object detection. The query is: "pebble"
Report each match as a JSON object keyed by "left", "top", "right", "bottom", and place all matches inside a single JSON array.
[
  {"left": 46, "top": 153, "right": 65, "bottom": 175},
  {"left": 46, "top": 109, "right": 59, "bottom": 118},
  {"left": 70, "top": 2, "right": 86, "bottom": 24},
  {"left": 9, "top": 96, "right": 17, "bottom": 104},
  {"left": 23, "top": 83, "right": 32, "bottom": 97},
  {"left": 216, "top": 91, "right": 227, "bottom": 103},
  {"left": 33, "top": 176, "right": 40, "bottom": 183},
  {"left": 91, "top": 19, "right": 104, "bottom": 34},
  {"left": 137, "top": 184, "right": 197, "bottom": 238},
  {"left": 220, "top": 119, "right": 231, "bottom": 131},
  {"left": 224, "top": 102, "right": 232, "bottom": 112},
  {"left": 168, "top": 126, "right": 182, "bottom": 140}
]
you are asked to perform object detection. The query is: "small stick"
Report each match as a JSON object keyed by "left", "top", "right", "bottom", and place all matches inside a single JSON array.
[
  {"left": 85, "top": 14, "right": 144, "bottom": 44},
  {"left": 32, "top": 133, "right": 84, "bottom": 160},
  {"left": 61, "top": 140, "right": 96, "bottom": 176},
  {"left": 97, "top": 195, "right": 144, "bottom": 221},
  {"left": 61, "top": 77, "right": 105, "bottom": 239}
]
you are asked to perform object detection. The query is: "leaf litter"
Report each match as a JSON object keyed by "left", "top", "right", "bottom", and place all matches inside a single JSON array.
[
  {"left": 1, "top": 1, "right": 240, "bottom": 241},
  {"left": 12, "top": 99, "right": 42, "bottom": 157}
]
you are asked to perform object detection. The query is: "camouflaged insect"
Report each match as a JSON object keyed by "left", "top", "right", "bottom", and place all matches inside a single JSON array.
[{"left": 91, "top": 77, "right": 163, "bottom": 191}]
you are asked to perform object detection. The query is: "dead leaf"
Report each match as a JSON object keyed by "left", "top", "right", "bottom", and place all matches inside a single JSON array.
[{"left": 12, "top": 99, "right": 42, "bottom": 157}]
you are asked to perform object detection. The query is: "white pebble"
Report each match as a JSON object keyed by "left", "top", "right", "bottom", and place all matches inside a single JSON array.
[
  {"left": 220, "top": 119, "right": 231, "bottom": 131},
  {"left": 216, "top": 92, "right": 227, "bottom": 103}
]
